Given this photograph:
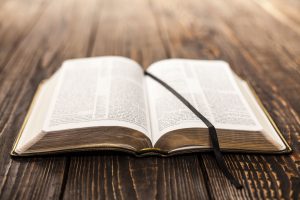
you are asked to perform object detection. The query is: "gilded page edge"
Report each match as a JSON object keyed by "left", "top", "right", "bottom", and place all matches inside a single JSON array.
[
  {"left": 246, "top": 82, "right": 292, "bottom": 153},
  {"left": 10, "top": 81, "right": 47, "bottom": 156}
]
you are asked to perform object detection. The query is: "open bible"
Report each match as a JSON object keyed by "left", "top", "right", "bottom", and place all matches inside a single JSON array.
[{"left": 12, "top": 56, "right": 291, "bottom": 156}]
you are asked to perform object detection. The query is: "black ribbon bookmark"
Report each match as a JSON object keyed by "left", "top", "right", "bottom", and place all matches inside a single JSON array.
[{"left": 145, "top": 71, "right": 243, "bottom": 189}]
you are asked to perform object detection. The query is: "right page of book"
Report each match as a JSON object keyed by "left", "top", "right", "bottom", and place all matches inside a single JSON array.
[{"left": 145, "top": 59, "right": 262, "bottom": 144}]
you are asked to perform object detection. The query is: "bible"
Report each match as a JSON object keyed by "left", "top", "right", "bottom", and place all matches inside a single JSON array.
[{"left": 11, "top": 56, "right": 291, "bottom": 156}]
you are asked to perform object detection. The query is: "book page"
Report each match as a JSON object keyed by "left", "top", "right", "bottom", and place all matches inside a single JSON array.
[
  {"left": 237, "top": 79, "right": 286, "bottom": 150},
  {"left": 145, "top": 59, "right": 262, "bottom": 144},
  {"left": 43, "top": 57, "right": 151, "bottom": 138},
  {"left": 15, "top": 72, "right": 60, "bottom": 153}
]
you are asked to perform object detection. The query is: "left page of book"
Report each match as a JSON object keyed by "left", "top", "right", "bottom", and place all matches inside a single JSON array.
[
  {"left": 43, "top": 57, "right": 152, "bottom": 139},
  {"left": 14, "top": 71, "right": 61, "bottom": 153}
]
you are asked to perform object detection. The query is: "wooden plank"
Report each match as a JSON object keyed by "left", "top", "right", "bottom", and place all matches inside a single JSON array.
[
  {"left": 0, "top": 0, "right": 48, "bottom": 70},
  {"left": 253, "top": 0, "right": 300, "bottom": 35},
  {"left": 61, "top": 0, "right": 210, "bottom": 199},
  {"left": 269, "top": 0, "right": 300, "bottom": 25},
  {"left": 0, "top": 0, "right": 101, "bottom": 199},
  {"left": 149, "top": 0, "right": 300, "bottom": 199},
  {"left": 63, "top": 154, "right": 209, "bottom": 200}
]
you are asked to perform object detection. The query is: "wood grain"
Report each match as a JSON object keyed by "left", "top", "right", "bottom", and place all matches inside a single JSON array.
[
  {"left": 0, "top": 0, "right": 299, "bottom": 199},
  {"left": 0, "top": 0, "right": 48, "bottom": 71},
  {"left": 63, "top": 154, "right": 209, "bottom": 200}
]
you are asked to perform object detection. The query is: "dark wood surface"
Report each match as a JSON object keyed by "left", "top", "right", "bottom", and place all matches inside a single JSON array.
[{"left": 0, "top": 0, "right": 299, "bottom": 199}]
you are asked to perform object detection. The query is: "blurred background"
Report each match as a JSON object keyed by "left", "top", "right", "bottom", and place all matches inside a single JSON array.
[
  {"left": 1, "top": 0, "right": 299, "bottom": 112},
  {"left": 1, "top": 0, "right": 299, "bottom": 65}
]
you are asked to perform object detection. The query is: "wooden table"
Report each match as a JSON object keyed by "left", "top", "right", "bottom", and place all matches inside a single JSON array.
[{"left": 0, "top": 0, "right": 299, "bottom": 199}]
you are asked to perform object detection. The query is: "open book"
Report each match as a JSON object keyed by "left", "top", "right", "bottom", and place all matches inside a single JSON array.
[{"left": 12, "top": 57, "right": 291, "bottom": 156}]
